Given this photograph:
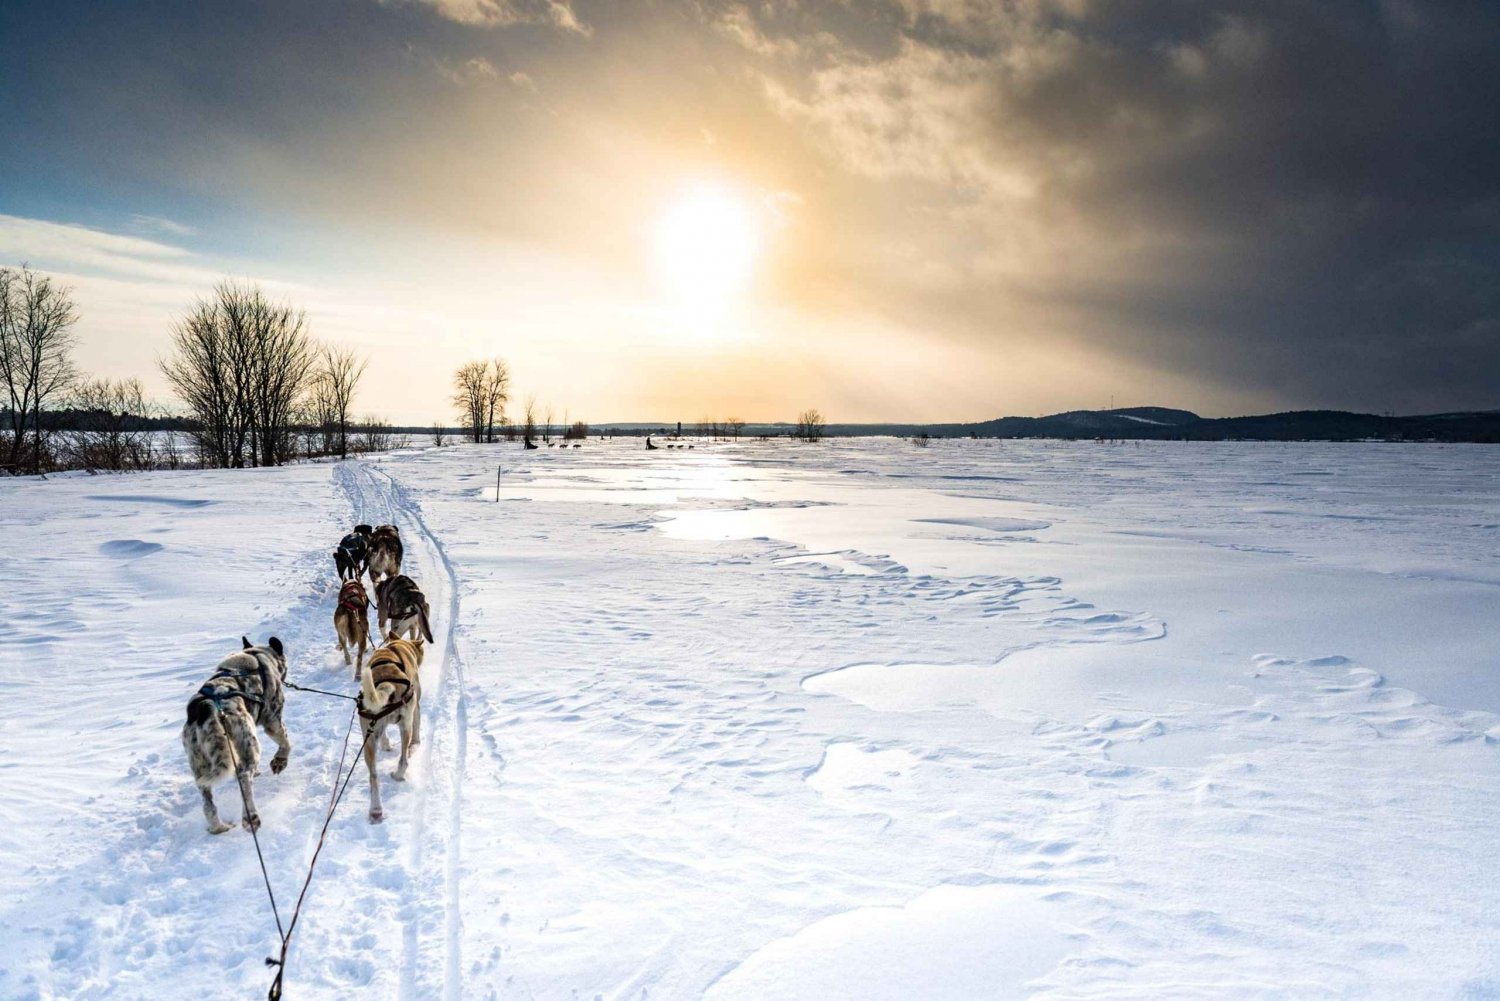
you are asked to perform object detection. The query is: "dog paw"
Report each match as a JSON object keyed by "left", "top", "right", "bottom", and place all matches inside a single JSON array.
[
  {"left": 208, "top": 822, "right": 234, "bottom": 835},
  {"left": 369, "top": 809, "right": 384, "bottom": 824},
  {"left": 270, "top": 755, "right": 288, "bottom": 775},
  {"left": 242, "top": 813, "right": 261, "bottom": 833},
  {"left": 391, "top": 769, "right": 407, "bottom": 782}
]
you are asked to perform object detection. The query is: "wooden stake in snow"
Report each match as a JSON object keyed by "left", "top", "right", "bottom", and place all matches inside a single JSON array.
[{"left": 496, "top": 464, "right": 502, "bottom": 502}]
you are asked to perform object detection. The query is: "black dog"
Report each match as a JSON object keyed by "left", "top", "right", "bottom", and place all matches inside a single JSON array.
[{"left": 333, "top": 524, "right": 374, "bottom": 581}]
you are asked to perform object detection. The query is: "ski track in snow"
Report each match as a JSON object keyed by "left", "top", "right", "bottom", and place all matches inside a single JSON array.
[
  {"left": 4, "top": 440, "right": 1500, "bottom": 999},
  {"left": 0, "top": 461, "right": 468, "bottom": 999}
]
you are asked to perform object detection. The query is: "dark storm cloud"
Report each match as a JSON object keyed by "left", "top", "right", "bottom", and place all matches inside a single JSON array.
[{"left": 719, "top": 0, "right": 1500, "bottom": 412}]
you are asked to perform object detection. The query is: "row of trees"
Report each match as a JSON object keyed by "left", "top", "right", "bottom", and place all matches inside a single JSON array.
[
  {"left": 2, "top": 265, "right": 387, "bottom": 474},
  {"left": 451, "top": 361, "right": 583, "bottom": 449},
  {"left": 162, "top": 281, "right": 371, "bottom": 468}
]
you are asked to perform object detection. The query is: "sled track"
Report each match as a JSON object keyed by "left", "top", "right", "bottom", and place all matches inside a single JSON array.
[{"left": 337, "top": 460, "right": 468, "bottom": 1001}]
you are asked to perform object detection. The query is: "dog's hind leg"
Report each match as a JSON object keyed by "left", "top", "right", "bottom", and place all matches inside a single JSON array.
[
  {"left": 225, "top": 718, "right": 263, "bottom": 832},
  {"left": 410, "top": 686, "right": 422, "bottom": 747},
  {"left": 200, "top": 787, "right": 233, "bottom": 835},
  {"left": 364, "top": 729, "right": 384, "bottom": 823},
  {"left": 392, "top": 714, "right": 413, "bottom": 782},
  {"left": 380, "top": 723, "right": 394, "bottom": 752},
  {"left": 235, "top": 770, "right": 261, "bottom": 833}
]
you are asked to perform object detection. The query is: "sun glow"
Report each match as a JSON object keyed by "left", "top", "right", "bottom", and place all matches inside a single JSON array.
[{"left": 652, "top": 183, "right": 760, "bottom": 322}]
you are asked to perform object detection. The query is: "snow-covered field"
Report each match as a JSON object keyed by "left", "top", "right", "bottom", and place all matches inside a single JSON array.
[{"left": 2, "top": 438, "right": 1498, "bottom": 999}]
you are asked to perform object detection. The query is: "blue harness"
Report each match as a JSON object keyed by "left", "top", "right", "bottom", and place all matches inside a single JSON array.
[{"left": 192, "top": 653, "right": 274, "bottom": 721}]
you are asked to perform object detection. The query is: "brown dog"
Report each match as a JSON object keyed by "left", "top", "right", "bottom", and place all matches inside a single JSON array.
[
  {"left": 334, "top": 578, "right": 371, "bottom": 678},
  {"left": 358, "top": 635, "right": 425, "bottom": 823}
]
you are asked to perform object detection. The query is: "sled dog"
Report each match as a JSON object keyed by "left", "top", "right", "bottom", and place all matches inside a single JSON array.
[
  {"left": 366, "top": 524, "right": 403, "bottom": 582},
  {"left": 358, "top": 635, "right": 425, "bottom": 823},
  {"left": 182, "top": 637, "right": 292, "bottom": 835},
  {"left": 374, "top": 573, "right": 434, "bottom": 643},
  {"left": 333, "top": 524, "right": 373, "bottom": 580},
  {"left": 334, "top": 578, "right": 372, "bottom": 677}
]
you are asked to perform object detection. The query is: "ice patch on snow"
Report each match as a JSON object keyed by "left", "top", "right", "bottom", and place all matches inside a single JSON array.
[{"left": 705, "top": 882, "right": 1078, "bottom": 1001}]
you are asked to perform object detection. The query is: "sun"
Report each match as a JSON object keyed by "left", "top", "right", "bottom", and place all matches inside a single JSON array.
[{"left": 652, "top": 183, "right": 760, "bottom": 318}]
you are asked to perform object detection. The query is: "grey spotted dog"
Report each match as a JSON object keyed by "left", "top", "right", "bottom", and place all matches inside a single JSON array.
[
  {"left": 365, "top": 524, "right": 403, "bottom": 584},
  {"left": 181, "top": 636, "right": 292, "bottom": 835}
]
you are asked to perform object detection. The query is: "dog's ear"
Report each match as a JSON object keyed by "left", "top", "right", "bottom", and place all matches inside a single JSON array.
[
  {"left": 387, "top": 631, "right": 400, "bottom": 643},
  {"left": 269, "top": 636, "right": 284, "bottom": 656},
  {"left": 242, "top": 635, "right": 252, "bottom": 649}
]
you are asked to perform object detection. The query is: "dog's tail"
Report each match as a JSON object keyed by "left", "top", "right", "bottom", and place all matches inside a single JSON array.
[{"left": 360, "top": 656, "right": 387, "bottom": 713}]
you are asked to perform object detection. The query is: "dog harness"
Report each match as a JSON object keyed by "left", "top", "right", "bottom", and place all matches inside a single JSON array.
[
  {"left": 338, "top": 533, "right": 367, "bottom": 561},
  {"left": 338, "top": 586, "right": 368, "bottom": 615},
  {"left": 357, "top": 658, "right": 414, "bottom": 724},
  {"left": 191, "top": 651, "right": 276, "bottom": 724}
]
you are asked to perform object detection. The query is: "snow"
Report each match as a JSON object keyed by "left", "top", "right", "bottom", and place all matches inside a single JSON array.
[{"left": 2, "top": 439, "right": 1499, "bottom": 998}]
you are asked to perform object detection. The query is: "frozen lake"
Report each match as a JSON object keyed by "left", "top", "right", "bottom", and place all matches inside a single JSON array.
[{"left": 2, "top": 438, "right": 1498, "bottom": 998}]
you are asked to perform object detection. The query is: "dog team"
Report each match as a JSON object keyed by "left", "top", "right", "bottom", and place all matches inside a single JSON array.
[{"left": 181, "top": 521, "right": 435, "bottom": 833}]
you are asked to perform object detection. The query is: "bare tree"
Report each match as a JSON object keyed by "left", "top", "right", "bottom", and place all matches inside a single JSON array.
[
  {"left": 319, "top": 345, "right": 367, "bottom": 459},
  {"left": 453, "top": 361, "right": 488, "bottom": 443},
  {"left": 795, "top": 408, "right": 826, "bottom": 443},
  {"left": 161, "top": 281, "right": 316, "bottom": 468},
  {"left": 453, "top": 358, "right": 510, "bottom": 443},
  {"left": 482, "top": 358, "right": 509, "bottom": 443},
  {"left": 0, "top": 265, "right": 78, "bottom": 473},
  {"left": 726, "top": 416, "right": 745, "bottom": 441},
  {"left": 432, "top": 420, "right": 448, "bottom": 447},
  {"left": 162, "top": 294, "right": 243, "bottom": 468},
  {"left": 64, "top": 377, "right": 155, "bottom": 471},
  {"left": 246, "top": 293, "right": 316, "bottom": 467},
  {"left": 542, "top": 405, "right": 553, "bottom": 444},
  {"left": 306, "top": 367, "right": 338, "bottom": 456}
]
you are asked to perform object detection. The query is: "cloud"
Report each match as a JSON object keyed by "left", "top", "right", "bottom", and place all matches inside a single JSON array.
[
  {"left": 434, "top": 55, "right": 502, "bottom": 85},
  {"left": 719, "top": 0, "right": 1500, "bottom": 412},
  {"left": 0, "top": 215, "right": 216, "bottom": 288},
  {"left": 397, "top": 0, "right": 589, "bottom": 33},
  {"left": 128, "top": 214, "right": 197, "bottom": 238}
]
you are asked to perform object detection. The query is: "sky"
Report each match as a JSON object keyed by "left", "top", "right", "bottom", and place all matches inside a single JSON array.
[{"left": 1, "top": 0, "right": 1497, "bottom": 425}]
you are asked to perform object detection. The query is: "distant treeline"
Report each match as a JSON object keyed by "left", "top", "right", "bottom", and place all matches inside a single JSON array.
[
  {"left": 4, "top": 408, "right": 194, "bottom": 432},
  {"left": 668, "top": 408, "right": 1499, "bottom": 443}
]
